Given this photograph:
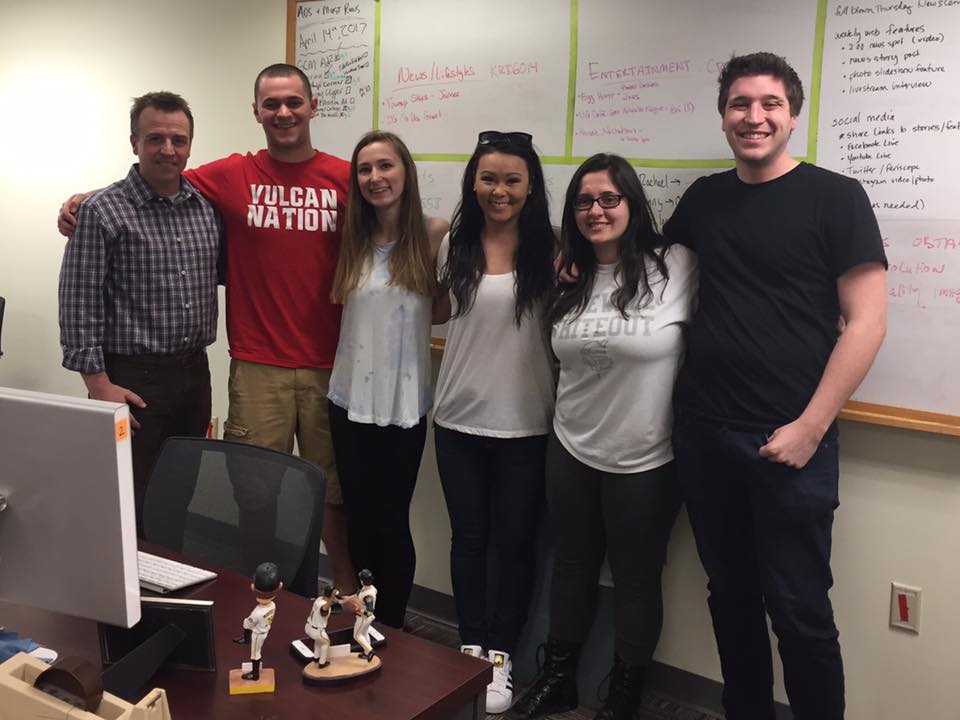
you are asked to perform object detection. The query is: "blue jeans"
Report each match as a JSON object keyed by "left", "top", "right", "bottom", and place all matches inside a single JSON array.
[
  {"left": 435, "top": 426, "right": 547, "bottom": 653},
  {"left": 673, "top": 414, "right": 844, "bottom": 720}
]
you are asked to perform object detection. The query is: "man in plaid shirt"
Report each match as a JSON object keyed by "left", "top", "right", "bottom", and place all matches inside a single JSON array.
[{"left": 58, "top": 91, "right": 221, "bottom": 533}]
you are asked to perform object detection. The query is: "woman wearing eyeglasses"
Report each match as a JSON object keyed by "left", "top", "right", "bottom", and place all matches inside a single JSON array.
[
  {"left": 327, "top": 130, "right": 448, "bottom": 629},
  {"left": 433, "top": 131, "right": 556, "bottom": 714},
  {"left": 509, "top": 154, "right": 696, "bottom": 720}
]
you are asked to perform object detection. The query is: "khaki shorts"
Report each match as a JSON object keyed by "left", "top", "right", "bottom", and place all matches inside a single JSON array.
[{"left": 223, "top": 359, "right": 341, "bottom": 504}]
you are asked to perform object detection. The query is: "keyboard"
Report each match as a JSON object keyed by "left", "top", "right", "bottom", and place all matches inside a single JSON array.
[{"left": 138, "top": 551, "right": 218, "bottom": 594}]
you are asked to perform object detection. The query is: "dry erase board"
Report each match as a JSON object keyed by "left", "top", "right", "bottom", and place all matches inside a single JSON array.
[{"left": 287, "top": 0, "right": 960, "bottom": 436}]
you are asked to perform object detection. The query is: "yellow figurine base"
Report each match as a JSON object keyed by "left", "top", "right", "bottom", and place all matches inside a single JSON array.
[
  {"left": 228, "top": 668, "right": 276, "bottom": 695},
  {"left": 302, "top": 654, "right": 382, "bottom": 685}
]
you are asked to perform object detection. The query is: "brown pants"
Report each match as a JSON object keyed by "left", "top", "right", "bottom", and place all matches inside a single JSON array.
[{"left": 104, "top": 351, "right": 211, "bottom": 535}]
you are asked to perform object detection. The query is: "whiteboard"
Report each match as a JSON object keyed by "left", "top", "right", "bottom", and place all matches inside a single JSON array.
[
  {"left": 379, "top": 0, "right": 570, "bottom": 156},
  {"left": 288, "top": 0, "right": 960, "bottom": 433},
  {"left": 818, "top": 0, "right": 960, "bottom": 425},
  {"left": 293, "top": 0, "right": 377, "bottom": 158},
  {"left": 574, "top": 0, "right": 816, "bottom": 159}
]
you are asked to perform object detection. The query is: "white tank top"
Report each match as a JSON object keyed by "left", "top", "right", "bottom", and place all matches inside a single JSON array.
[
  {"left": 328, "top": 241, "right": 433, "bottom": 428},
  {"left": 433, "top": 236, "right": 555, "bottom": 437}
]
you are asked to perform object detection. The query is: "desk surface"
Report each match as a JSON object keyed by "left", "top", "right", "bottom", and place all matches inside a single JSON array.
[{"left": 0, "top": 547, "right": 491, "bottom": 720}]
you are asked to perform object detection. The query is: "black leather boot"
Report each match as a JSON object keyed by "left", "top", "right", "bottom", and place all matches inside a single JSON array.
[
  {"left": 507, "top": 637, "right": 580, "bottom": 719},
  {"left": 594, "top": 655, "right": 646, "bottom": 720},
  {"left": 242, "top": 658, "right": 262, "bottom": 681}
]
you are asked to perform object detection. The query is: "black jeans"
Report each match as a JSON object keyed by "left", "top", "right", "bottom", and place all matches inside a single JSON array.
[
  {"left": 546, "top": 432, "right": 682, "bottom": 666},
  {"left": 328, "top": 401, "right": 426, "bottom": 628},
  {"left": 104, "top": 351, "right": 211, "bottom": 538},
  {"left": 673, "top": 414, "right": 843, "bottom": 720},
  {"left": 435, "top": 426, "right": 547, "bottom": 653}
]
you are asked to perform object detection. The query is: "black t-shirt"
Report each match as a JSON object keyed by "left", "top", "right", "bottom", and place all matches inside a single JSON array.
[{"left": 663, "top": 162, "right": 887, "bottom": 430}]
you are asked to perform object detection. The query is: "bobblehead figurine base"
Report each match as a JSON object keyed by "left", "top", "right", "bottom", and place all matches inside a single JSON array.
[
  {"left": 228, "top": 667, "right": 276, "bottom": 695},
  {"left": 229, "top": 562, "right": 281, "bottom": 696},
  {"left": 301, "top": 650, "right": 382, "bottom": 685},
  {"left": 302, "top": 570, "right": 381, "bottom": 685}
]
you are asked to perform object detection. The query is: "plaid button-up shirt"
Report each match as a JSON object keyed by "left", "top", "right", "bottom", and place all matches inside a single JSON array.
[{"left": 59, "top": 165, "right": 221, "bottom": 374}]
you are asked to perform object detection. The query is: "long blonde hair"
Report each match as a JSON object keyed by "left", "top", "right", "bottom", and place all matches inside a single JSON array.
[{"left": 331, "top": 131, "right": 434, "bottom": 302}]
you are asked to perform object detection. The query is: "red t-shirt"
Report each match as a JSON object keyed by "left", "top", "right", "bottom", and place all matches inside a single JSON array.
[{"left": 186, "top": 150, "right": 350, "bottom": 368}]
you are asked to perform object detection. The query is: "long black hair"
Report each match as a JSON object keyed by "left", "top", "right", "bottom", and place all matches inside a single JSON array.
[
  {"left": 547, "top": 153, "right": 669, "bottom": 325},
  {"left": 441, "top": 135, "right": 555, "bottom": 325}
]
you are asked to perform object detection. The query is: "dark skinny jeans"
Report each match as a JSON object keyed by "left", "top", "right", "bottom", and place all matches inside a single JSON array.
[
  {"left": 546, "top": 432, "right": 682, "bottom": 666},
  {"left": 436, "top": 425, "right": 547, "bottom": 653},
  {"left": 329, "top": 401, "right": 426, "bottom": 628},
  {"left": 673, "top": 413, "right": 844, "bottom": 720}
]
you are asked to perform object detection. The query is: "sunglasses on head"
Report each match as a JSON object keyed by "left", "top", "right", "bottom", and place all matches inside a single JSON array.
[{"left": 477, "top": 130, "right": 533, "bottom": 149}]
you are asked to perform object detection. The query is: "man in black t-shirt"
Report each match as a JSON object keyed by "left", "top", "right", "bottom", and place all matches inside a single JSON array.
[{"left": 664, "top": 53, "right": 887, "bottom": 720}]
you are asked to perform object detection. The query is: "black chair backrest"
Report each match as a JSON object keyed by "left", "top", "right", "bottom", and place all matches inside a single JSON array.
[{"left": 142, "top": 437, "right": 326, "bottom": 597}]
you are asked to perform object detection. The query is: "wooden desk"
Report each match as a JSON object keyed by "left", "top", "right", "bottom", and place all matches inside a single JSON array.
[{"left": 0, "top": 551, "right": 491, "bottom": 720}]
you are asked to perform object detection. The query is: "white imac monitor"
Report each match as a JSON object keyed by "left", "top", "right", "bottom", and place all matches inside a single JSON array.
[{"left": 0, "top": 386, "right": 141, "bottom": 627}]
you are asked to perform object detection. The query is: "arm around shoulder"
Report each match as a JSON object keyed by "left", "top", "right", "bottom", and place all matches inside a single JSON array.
[
  {"left": 430, "top": 223, "right": 452, "bottom": 325},
  {"left": 663, "top": 243, "right": 698, "bottom": 321},
  {"left": 426, "top": 215, "right": 449, "bottom": 263},
  {"left": 57, "top": 190, "right": 100, "bottom": 237}
]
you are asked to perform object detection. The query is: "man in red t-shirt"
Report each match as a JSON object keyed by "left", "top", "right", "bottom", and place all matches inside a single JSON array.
[{"left": 59, "top": 65, "right": 354, "bottom": 594}]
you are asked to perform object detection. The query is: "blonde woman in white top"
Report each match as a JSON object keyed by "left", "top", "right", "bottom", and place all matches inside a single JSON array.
[
  {"left": 434, "top": 131, "right": 556, "bottom": 714},
  {"left": 328, "top": 131, "right": 447, "bottom": 629}
]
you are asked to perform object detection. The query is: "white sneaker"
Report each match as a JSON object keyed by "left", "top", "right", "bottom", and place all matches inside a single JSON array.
[
  {"left": 460, "top": 644, "right": 483, "bottom": 658},
  {"left": 486, "top": 649, "right": 514, "bottom": 714}
]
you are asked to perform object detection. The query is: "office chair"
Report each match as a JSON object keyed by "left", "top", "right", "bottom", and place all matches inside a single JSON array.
[{"left": 142, "top": 437, "right": 326, "bottom": 597}]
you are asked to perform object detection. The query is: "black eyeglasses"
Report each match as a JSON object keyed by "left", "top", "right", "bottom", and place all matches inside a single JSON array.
[
  {"left": 477, "top": 130, "right": 533, "bottom": 148},
  {"left": 573, "top": 193, "right": 624, "bottom": 211}
]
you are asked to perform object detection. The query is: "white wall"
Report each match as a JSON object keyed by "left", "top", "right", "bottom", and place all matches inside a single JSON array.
[
  {"left": 2, "top": 4, "right": 959, "bottom": 719},
  {"left": 0, "top": 0, "right": 286, "bottom": 423}
]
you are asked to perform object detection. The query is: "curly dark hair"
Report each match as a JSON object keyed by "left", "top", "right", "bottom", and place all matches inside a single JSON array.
[{"left": 716, "top": 52, "right": 804, "bottom": 116}]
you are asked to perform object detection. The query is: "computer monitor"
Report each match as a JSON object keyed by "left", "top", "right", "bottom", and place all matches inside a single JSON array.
[{"left": 0, "top": 386, "right": 141, "bottom": 627}]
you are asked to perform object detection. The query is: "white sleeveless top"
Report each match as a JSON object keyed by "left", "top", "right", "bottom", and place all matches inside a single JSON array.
[
  {"left": 328, "top": 241, "right": 433, "bottom": 428},
  {"left": 433, "top": 236, "right": 555, "bottom": 437}
]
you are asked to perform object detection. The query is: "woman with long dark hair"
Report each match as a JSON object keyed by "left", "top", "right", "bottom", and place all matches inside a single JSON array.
[
  {"left": 434, "top": 131, "right": 556, "bottom": 714},
  {"left": 327, "top": 130, "right": 448, "bottom": 628},
  {"left": 510, "top": 154, "right": 697, "bottom": 720}
]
